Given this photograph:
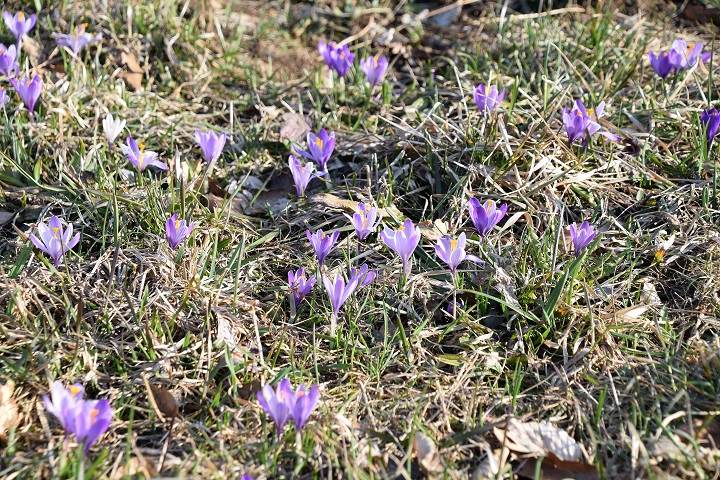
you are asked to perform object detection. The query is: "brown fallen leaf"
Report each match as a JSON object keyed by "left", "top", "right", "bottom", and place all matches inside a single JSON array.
[
  {"left": 516, "top": 452, "right": 599, "bottom": 480},
  {"left": 494, "top": 418, "right": 583, "bottom": 462},
  {"left": 0, "top": 380, "right": 19, "bottom": 440},
  {"left": 413, "top": 431, "right": 444, "bottom": 475},
  {"left": 120, "top": 51, "right": 144, "bottom": 91},
  {"left": 22, "top": 36, "right": 43, "bottom": 67},
  {"left": 144, "top": 380, "right": 180, "bottom": 422},
  {"left": 111, "top": 456, "right": 159, "bottom": 479},
  {"left": 279, "top": 112, "right": 311, "bottom": 142},
  {"left": 237, "top": 380, "right": 261, "bottom": 401}
]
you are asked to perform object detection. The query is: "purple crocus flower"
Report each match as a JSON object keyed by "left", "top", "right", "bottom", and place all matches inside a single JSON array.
[
  {"left": 0, "top": 44, "right": 18, "bottom": 76},
  {"left": 318, "top": 41, "right": 355, "bottom": 77},
  {"left": 701, "top": 108, "right": 720, "bottom": 146},
  {"left": 306, "top": 229, "right": 340, "bottom": 267},
  {"left": 569, "top": 221, "right": 598, "bottom": 257},
  {"left": 434, "top": 232, "right": 482, "bottom": 278},
  {"left": 351, "top": 203, "right": 379, "bottom": 241},
  {"left": 165, "top": 214, "right": 194, "bottom": 250},
  {"left": 3, "top": 11, "right": 36, "bottom": 50},
  {"left": 294, "top": 129, "right": 335, "bottom": 174},
  {"left": 0, "top": 88, "right": 8, "bottom": 107},
  {"left": 284, "top": 383, "right": 320, "bottom": 431},
  {"left": 256, "top": 378, "right": 292, "bottom": 438},
  {"left": 121, "top": 137, "right": 168, "bottom": 171},
  {"left": 380, "top": 219, "right": 421, "bottom": 275},
  {"left": 54, "top": 23, "right": 101, "bottom": 58},
  {"left": 29, "top": 216, "right": 80, "bottom": 267},
  {"left": 323, "top": 271, "right": 361, "bottom": 334},
  {"left": 648, "top": 50, "right": 674, "bottom": 79},
  {"left": 467, "top": 198, "right": 507, "bottom": 238},
  {"left": 10, "top": 75, "right": 42, "bottom": 113},
  {"left": 241, "top": 475, "right": 253, "bottom": 480},
  {"left": 669, "top": 38, "right": 711, "bottom": 71},
  {"left": 349, "top": 263, "right": 376, "bottom": 288},
  {"left": 288, "top": 268, "right": 316, "bottom": 307},
  {"left": 360, "top": 55, "right": 388, "bottom": 88},
  {"left": 194, "top": 130, "right": 226, "bottom": 165},
  {"left": 562, "top": 100, "right": 620, "bottom": 148},
  {"left": 288, "top": 155, "right": 315, "bottom": 197},
  {"left": 474, "top": 84, "right": 505, "bottom": 114},
  {"left": 74, "top": 399, "right": 112, "bottom": 454},
  {"left": 42, "top": 382, "right": 85, "bottom": 434}
]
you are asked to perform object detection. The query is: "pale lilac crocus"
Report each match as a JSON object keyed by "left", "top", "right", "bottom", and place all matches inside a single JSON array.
[
  {"left": 54, "top": 23, "right": 101, "bottom": 58},
  {"left": 306, "top": 229, "right": 340, "bottom": 267},
  {"left": 351, "top": 203, "right": 379, "bottom": 241},
  {"left": 0, "top": 88, "right": 8, "bottom": 107},
  {"left": 318, "top": 41, "right": 355, "bottom": 77},
  {"left": 668, "top": 38, "right": 711, "bottom": 71},
  {"left": 323, "top": 271, "right": 361, "bottom": 335},
  {"left": 569, "top": 221, "right": 598, "bottom": 257},
  {"left": 435, "top": 232, "right": 481, "bottom": 278},
  {"left": 349, "top": 263, "right": 376, "bottom": 287},
  {"left": 3, "top": 11, "right": 36, "bottom": 50},
  {"left": 42, "top": 382, "right": 85, "bottom": 434},
  {"left": 294, "top": 129, "right": 335, "bottom": 174},
  {"left": 380, "top": 219, "right": 421, "bottom": 275},
  {"left": 288, "top": 268, "right": 316, "bottom": 307},
  {"left": 102, "top": 113, "right": 125, "bottom": 145},
  {"left": 473, "top": 84, "right": 505, "bottom": 114},
  {"left": 256, "top": 378, "right": 292, "bottom": 438},
  {"left": 701, "top": 108, "right": 720, "bottom": 146},
  {"left": 121, "top": 137, "right": 168, "bottom": 171},
  {"left": 468, "top": 198, "right": 507, "bottom": 238},
  {"left": 74, "top": 399, "right": 112, "bottom": 454},
  {"left": 29, "top": 216, "right": 80, "bottom": 267},
  {"left": 284, "top": 383, "right": 320, "bottom": 431},
  {"left": 360, "top": 55, "right": 388, "bottom": 88},
  {"left": 194, "top": 130, "right": 226, "bottom": 165},
  {"left": 562, "top": 100, "right": 620, "bottom": 149},
  {"left": 10, "top": 75, "right": 42, "bottom": 113},
  {"left": 165, "top": 214, "right": 194, "bottom": 250},
  {"left": 289, "top": 155, "right": 315, "bottom": 197},
  {"left": 0, "top": 44, "right": 18, "bottom": 76}
]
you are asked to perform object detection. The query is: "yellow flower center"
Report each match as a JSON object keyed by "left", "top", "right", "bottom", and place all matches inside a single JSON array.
[
  {"left": 450, "top": 239, "right": 458, "bottom": 250},
  {"left": 18, "top": 12, "right": 24, "bottom": 20},
  {"left": 298, "top": 390, "right": 305, "bottom": 397},
  {"left": 662, "top": 51, "right": 668, "bottom": 57},
  {"left": 686, "top": 43, "right": 695, "bottom": 55},
  {"left": 373, "top": 56, "right": 379, "bottom": 67},
  {"left": 316, "top": 137, "right": 323, "bottom": 149},
  {"left": 586, "top": 108, "right": 595, "bottom": 117},
  {"left": 52, "top": 227, "right": 61, "bottom": 238},
  {"left": 397, "top": 226, "right": 404, "bottom": 231},
  {"left": 340, "top": 52, "right": 346, "bottom": 59},
  {"left": 69, "top": 385, "right": 82, "bottom": 397},
  {"left": 73, "top": 25, "right": 79, "bottom": 37},
  {"left": 487, "top": 200, "right": 495, "bottom": 208},
  {"left": 175, "top": 220, "right": 181, "bottom": 230},
  {"left": 91, "top": 408, "right": 99, "bottom": 423}
]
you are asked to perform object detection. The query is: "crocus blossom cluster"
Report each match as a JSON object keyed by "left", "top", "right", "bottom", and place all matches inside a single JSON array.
[
  {"left": 42, "top": 381, "right": 112, "bottom": 455},
  {"left": 569, "top": 221, "right": 598, "bottom": 257},
  {"left": 562, "top": 100, "right": 620, "bottom": 148},
  {"left": 468, "top": 198, "right": 507, "bottom": 238},
  {"left": 649, "top": 38, "right": 711, "bottom": 78},
  {"left": 351, "top": 203, "right": 380, "bottom": 241},
  {"left": 29, "top": 216, "right": 80, "bottom": 267},
  {"left": 55, "top": 23, "right": 101, "bottom": 58},
  {"left": 166, "top": 214, "right": 194, "bottom": 250},
  {"left": 474, "top": 84, "right": 505, "bottom": 114},
  {"left": 323, "top": 263, "right": 375, "bottom": 334},
  {"left": 318, "top": 41, "right": 354, "bottom": 77},
  {"left": 256, "top": 378, "right": 320, "bottom": 438},
  {"left": 306, "top": 229, "right": 340, "bottom": 267},
  {"left": 381, "top": 219, "right": 421, "bottom": 275},
  {"left": 435, "top": 232, "right": 482, "bottom": 278}
]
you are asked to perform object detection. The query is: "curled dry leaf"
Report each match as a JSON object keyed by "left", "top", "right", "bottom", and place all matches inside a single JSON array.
[
  {"left": 110, "top": 456, "right": 159, "bottom": 480},
  {"left": 279, "top": 112, "right": 311, "bottom": 142},
  {"left": 494, "top": 418, "right": 583, "bottom": 462},
  {"left": 413, "top": 431, "right": 444, "bottom": 475},
  {"left": 0, "top": 380, "right": 19, "bottom": 439},
  {"left": 148, "top": 384, "right": 180, "bottom": 420},
  {"left": 516, "top": 452, "right": 599, "bottom": 480},
  {"left": 120, "top": 51, "right": 144, "bottom": 91},
  {"left": 493, "top": 267, "right": 521, "bottom": 311}
]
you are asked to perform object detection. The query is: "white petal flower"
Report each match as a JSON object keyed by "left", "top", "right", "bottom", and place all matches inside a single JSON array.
[{"left": 103, "top": 113, "right": 126, "bottom": 145}]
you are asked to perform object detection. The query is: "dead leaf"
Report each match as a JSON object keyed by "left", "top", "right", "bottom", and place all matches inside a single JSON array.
[
  {"left": 237, "top": 380, "right": 261, "bottom": 401},
  {"left": 612, "top": 305, "right": 649, "bottom": 322},
  {"left": 0, "top": 380, "right": 19, "bottom": 439},
  {"left": 147, "top": 383, "right": 180, "bottom": 421},
  {"left": 516, "top": 452, "right": 599, "bottom": 480},
  {"left": 22, "top": 36, "right": 42, "bottom": 67},
  {"left": 472, "top": 447, "right": 501, "bottom": 480},
  {"left": 279, "top": 112, "right": 311, "bottom": 142},
  {"left": 310, "top": 193, "right": 403, "bottom": 221},
  {"left": 111, "top": 456, "right": 159, "bottom": 479},
  {"left": 494, "top": 418, "right": 583, "bottom": 462},
  {"left": 494, "top": 267, "right": 521, "bottom": 310},
  {"left": 120, "top": 51, "right": 144, "bottom": 91},
  {"left": 413, "top": 431, "right": 444, "bottom": 474}
]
